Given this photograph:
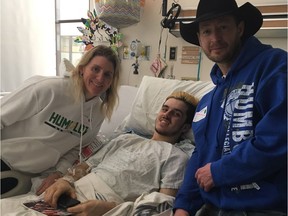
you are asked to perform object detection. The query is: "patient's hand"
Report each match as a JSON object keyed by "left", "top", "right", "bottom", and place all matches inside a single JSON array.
[
  {"left": 67, "top": 199, "right": 117, "bottom": 216},
  {"left": 44, "top": 178, "right": 76, "bottom": 208},
  {"left": 36, "top": 171, "right": 62, "bottom": 195}
]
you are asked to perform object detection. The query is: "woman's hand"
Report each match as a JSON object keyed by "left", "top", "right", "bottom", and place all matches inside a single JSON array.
[
  {"left": 36, "top": 171, "right": 62, "bottom": 195},
  {"left": 44, "top": 178, "right": 76, "bottom": 208},
  {"left": 67, "top": 200, "right": 117, "bottom": 216}
]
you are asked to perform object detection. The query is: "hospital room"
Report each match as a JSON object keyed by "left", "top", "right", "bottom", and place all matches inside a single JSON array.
[{"left": 1, "top": 0, "right": 287, "bottom": 215}]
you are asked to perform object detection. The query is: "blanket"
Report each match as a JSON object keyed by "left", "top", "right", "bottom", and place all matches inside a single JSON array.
[
  {"left": 0, "top": 173, "right": 174, "bottom": 216},
  {"left": 103, "top": 192, "right": 174, "bottom": 216}
]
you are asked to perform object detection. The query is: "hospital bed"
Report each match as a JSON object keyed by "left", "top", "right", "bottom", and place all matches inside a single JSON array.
[{"left": 1, "top": 75, "right": 215, "bottom": 215}]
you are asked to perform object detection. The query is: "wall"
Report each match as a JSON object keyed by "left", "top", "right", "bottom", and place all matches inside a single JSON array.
[
  {"left": 119, "top": 0, "right": 203, "bottom": 86},
  {"left": 0, "top": 0, "right": 286, "bottom": 92},
  {"left": 119, "top": 0, "right": 287, "bottom": 87},
  {"left": 1, "top": 0, "right": 56, "bottom": 92}
]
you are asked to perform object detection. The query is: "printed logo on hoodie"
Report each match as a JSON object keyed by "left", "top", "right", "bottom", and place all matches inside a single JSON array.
[
  {"left": 44, "top": 112, "right": 89, "bottom": 137},
  {"left": 221, "top": 83, "right": 254, "bottom": 155}
]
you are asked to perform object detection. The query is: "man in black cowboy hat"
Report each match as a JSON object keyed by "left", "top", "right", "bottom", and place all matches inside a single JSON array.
[{"left": 173, "top": 0, "right": 287, "bottom": 215}]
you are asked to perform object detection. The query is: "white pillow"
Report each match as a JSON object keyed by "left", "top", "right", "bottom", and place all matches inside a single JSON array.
[
  {"left": 116, "top": 76, "right": 215, "bottom": 139},
  {"left": 100, "top": 85, "right": 138, "bottom": 139}
]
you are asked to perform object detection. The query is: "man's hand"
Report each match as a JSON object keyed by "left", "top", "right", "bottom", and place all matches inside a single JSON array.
[
  {"left": 67, "top": 199, "right": 116, "bottom": 216},
  {"left": 195, "top": 163, "right": 215, "bottom": 192},
  {"left": 44, "top": 178, "right": 76, "bottom": 208},
  {"left": 36, "top": 171, "right": 62, "bottom": 195},
  {"left": 174, "top": 209, "right": 190, "bottom": 216}
]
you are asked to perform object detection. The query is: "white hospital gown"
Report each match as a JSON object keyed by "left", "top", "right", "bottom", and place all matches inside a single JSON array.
[{"left": 86, "top": 133, "right": 189, "bottom": 201}]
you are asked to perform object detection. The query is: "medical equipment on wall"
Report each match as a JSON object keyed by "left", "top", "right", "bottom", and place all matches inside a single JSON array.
[{"left": 130, "top": 39, "right": 144, "bottom": 74}]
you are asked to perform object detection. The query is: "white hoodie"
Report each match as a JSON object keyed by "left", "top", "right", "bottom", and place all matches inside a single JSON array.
[{"left": 1, "top": 76, "right": 104, "bottom": 174}]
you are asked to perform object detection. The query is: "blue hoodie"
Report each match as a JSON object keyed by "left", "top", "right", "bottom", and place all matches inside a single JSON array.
[{"left": 174, "top": 36, "right": 287, "bottom": 215}]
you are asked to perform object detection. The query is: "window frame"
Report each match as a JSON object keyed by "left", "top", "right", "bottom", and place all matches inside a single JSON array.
[{"left": 55, "top": 0, "right": 92, "bottom": 75}]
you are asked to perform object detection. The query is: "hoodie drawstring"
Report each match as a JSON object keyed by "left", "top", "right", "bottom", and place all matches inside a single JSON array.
[
  {"left": 79, "top": 99, "right": 84, "bottom": 163},
  {"left": 89, "top": 105, "right": 93, "bottom": 129},
  {"left": 79, "top": 99, "right": 95, "bottom": 164}
]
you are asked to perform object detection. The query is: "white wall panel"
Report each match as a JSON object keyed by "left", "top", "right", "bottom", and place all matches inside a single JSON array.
[{"left": 1, "top": 0, "right": 56, "bottom": 92}]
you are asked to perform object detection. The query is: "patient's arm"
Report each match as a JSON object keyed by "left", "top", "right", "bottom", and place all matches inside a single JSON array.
[
  {"left": 159, "top": 188, "right": 178, "bottom": 197},
  {"left": 37, "top": 162, "right": 90, "bottom": 195},
  {"left": 67, "top": 162, "right": 90, "bottom": 181},
  {"left": 45, "top": 177, "right": 117, "bottom": 216}
]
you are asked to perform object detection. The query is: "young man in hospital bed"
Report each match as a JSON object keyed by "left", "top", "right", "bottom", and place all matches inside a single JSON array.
[{"left": 1, "top": 91, "right": 198, "bottom": 216}]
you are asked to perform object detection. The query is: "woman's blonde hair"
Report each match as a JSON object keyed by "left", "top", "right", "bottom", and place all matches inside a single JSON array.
[
  {"left": 70, "top": 45, "right": 120, "bottom": 120},
  {"left": 165, "top": 91, "right": 199, "bottom": 124}
]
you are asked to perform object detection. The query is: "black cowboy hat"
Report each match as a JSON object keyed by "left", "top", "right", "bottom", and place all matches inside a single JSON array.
[{"left": 180, "top": 0, "right": 263, "bottom": 45}]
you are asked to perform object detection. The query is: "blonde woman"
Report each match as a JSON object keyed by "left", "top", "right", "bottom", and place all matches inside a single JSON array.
[{"left": 1, "top": 45, "right": 120, "bottom": 197}]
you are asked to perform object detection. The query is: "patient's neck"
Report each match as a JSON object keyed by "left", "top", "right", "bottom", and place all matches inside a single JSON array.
[{"left": 151, "top": 133, "right": 179, "bottom": 144}]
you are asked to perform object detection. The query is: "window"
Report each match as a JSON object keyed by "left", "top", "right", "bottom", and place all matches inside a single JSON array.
[{"left": 55, "top": 0, "right": 91, "bottom": 74}]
